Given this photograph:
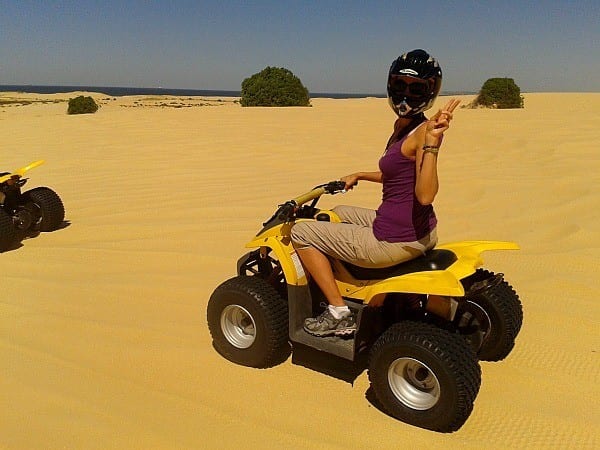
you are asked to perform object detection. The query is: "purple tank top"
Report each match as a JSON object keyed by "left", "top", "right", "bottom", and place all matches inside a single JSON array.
[{"left": 373, "top": 127, "right": 437, "bottom": 242}]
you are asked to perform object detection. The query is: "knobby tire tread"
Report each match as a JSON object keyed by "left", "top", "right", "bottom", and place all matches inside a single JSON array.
[
  {"left": 469, "top": 269, "right": 523, "bottom": 361},
  {"left": 208, "top": 275, "right": 289, "bottom": 368},
  {"left": 25, "top": 187, "right": 65, "bottom": 231},
  {"left": 0, "top": 209, "right": 16, "bottom": 251},
  {"left": 369, "top": 321, "right": 481, "bottom": 432}
]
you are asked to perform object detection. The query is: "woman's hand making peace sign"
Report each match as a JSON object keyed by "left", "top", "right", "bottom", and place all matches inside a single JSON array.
[{"left": 425, "top": 99, "right": 461, "bottom": 147}]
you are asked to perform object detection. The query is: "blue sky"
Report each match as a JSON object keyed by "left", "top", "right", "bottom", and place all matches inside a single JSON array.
[{"left": 1, "top": 0, "right": 598, "bottom": 93}]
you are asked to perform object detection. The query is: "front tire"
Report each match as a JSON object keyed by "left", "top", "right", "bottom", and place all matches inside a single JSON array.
[
  {"left": 0, "top": 209, "right": 17, "bottom": 251},
  {"left": 23, "top": 187, "right": 65, "bottom": 231},
  {"left": 369, "top": 321, "right": 481, "bottom": 432},
  {"left": 207, "top": 276, "right": 289, "bottom": 368}
]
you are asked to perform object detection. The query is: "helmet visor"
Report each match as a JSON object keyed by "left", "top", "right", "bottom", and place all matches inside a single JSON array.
[{"left": 388, "top": 75, "right": 431, "bottom": 97}]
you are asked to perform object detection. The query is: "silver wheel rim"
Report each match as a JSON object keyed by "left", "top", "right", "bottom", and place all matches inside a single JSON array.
[
  {"left": 388, "top": 357, "right": 441, "bottom": 410},
  {"left": 220, "top": 305, "right": 256, "bottom": 349}
]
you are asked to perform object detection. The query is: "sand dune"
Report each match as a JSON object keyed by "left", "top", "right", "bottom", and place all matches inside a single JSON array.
[{"left": 1, "top": 91, "right": 599, "bottom": 449}]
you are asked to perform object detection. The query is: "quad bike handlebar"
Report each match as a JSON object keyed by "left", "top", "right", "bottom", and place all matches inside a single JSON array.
[
  {"left": 265, "top": 180, "right": 347, "bottom": 225},
  {"left": 292, "top": 180, "right": 347, "bottom": 206},
  {"left": 0, "top": 160, "right": 45, "bottom": 185}
]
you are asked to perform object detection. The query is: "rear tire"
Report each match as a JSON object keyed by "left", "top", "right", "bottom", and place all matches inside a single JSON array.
[
  {"left": 24, "top": 187, "right": 65, "bottom": 231},
  {"left": 207, "top": 276, "right": 289, "bottom": 368},
  {"left": 460, "top": 269, "right": 523, "bottom": 361},
  {"left": 0, "top": 209, "right": 16, "bottom": 251},
  {"left": 369, "top": 321, "right": 481, "bottom": 432}
]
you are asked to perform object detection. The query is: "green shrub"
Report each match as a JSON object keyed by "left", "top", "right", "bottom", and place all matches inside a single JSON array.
[
  {"left": 67, "top": 95, "right": 99, "bottom": 114},
  {"left": 241, "top": 67, "right": 310, "bottom": 107},
  {"left": 472, "top": 78, "right": 524, "bottom": 109}
]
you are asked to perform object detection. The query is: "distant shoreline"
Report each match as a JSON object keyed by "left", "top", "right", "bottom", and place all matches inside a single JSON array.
[{"left": 0, "top": 84, "right": 475, "bottom": 99}]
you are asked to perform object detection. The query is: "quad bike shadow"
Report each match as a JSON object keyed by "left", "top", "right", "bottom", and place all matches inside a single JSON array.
[
  {"left": 207, "top": 181, "right": 523, "bottom": 432},
  {"left": 0, "top": 160, "right": 66, "bottom": 252}
]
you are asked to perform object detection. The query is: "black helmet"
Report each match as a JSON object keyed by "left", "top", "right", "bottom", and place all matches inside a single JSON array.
[{"left": 387, "top": 49, "right": 442, "bottom": 117}]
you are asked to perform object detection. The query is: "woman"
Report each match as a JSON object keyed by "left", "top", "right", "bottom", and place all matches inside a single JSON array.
[{"left": 290, "top": 49, "right": 460, "bottom": 337}]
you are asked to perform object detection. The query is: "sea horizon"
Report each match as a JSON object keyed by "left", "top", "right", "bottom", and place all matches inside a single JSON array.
[{"left": 0, "top": 84, "right": 475, "bottom": 99}]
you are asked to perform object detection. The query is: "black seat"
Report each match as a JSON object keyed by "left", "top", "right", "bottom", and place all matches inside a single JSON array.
[{"left": 340, "top": 249, "right": 457, "bottom": 280}]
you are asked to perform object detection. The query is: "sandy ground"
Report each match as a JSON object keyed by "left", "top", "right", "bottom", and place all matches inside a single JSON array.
[{"left": 1, "top": 91, "right": 599, "bottom": 449}]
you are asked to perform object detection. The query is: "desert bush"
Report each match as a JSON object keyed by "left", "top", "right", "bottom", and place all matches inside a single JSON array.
[
  {"left": 241, "top": 67, "right": 310, "bottom": 107},
  {"left": 472, "top": 78, "right": 524, "bottom": 109},
  {"left": 67, "top": 95, "right": 99, "bottom": 114}
]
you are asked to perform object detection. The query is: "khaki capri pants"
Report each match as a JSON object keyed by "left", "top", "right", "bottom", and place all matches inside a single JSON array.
[{"left": 290, "top": 205, "right": 437, "bottom": 269}]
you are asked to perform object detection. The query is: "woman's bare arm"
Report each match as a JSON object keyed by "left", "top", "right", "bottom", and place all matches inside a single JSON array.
[
  {"left": 414, "top": 99, "right": 460, "bottom": 205},
  {"left": 340, "top": 171, "right": 383, "bottom": 190}
]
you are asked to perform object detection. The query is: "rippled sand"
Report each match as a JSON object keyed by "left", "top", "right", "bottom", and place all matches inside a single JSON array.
[{"left": 1, "top": 91, "right": 598, "bottom": 449}]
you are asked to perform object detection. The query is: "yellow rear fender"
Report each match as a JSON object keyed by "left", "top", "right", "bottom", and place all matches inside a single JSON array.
[
  {"left": 337, "top": 271, "right": 466, "bottom": 303},
  {"left": 436, "top": 240, "right": 520, "bottom": 283},
  {"left": 437, "top": 240, "right": 520, "bottom": 255},
  {"left": 0, "top": 160, "right": 45, "bottom": 184},
  {"left": 338, "top": 240, "right": 519, "bottom": 303},
  {"left": 364, "top": 271, "right": 466, "bottom": 300}
]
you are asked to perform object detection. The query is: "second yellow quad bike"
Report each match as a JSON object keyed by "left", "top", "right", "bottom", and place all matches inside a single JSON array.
[
  {"left": 0, "top": 160, "right": 65, "bottom": 251},
  {"left": 207, "top": 181, "right": 522, "bottom": 432}
]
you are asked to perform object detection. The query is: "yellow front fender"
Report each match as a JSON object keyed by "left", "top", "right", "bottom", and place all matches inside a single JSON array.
[
  {"left": 246, "top": 229, "right": 308, "bottom": 286},
  {"left": 244, "top": 211, "right": 342, "bottom": 286}
]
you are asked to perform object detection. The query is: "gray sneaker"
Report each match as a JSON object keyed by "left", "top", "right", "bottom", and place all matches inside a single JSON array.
[{"left": 303, "top": 308, "right": 356, "bottom": 337}]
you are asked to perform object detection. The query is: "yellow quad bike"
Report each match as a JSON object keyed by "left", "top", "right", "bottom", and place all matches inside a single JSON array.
[
  {"left": 207, "top": 181, "right": 522, "bottom": 433},
  {"left": 0, "top": 160, "right": 65, "bottom": 251}
]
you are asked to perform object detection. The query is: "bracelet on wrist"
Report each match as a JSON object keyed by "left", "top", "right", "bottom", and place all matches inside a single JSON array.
[{"left": 422, "top": 145, "right": 440, "bottom": 154}]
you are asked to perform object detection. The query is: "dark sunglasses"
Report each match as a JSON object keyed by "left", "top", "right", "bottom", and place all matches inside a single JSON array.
[{"left": 389, "top": 75, "right": 430, "bottom": 97}]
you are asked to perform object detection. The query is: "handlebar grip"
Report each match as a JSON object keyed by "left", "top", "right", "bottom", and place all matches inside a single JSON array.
[
  {"left": 276, "top": 202, "right": 296, "bottom": 221},
  {"left": 294, "top": 188, "right": 325, "bottom": 205},
  {"left": 325, "top": 180, "right": 348, "bottom": 193}
]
